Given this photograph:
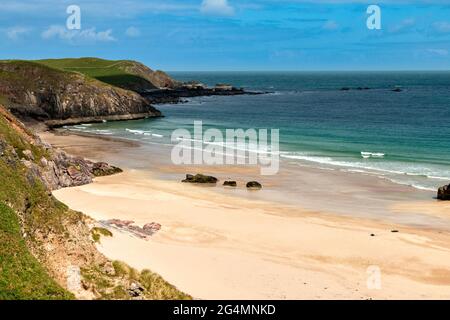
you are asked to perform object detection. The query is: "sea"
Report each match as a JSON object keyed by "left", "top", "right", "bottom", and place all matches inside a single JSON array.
[{"left": 63, "top": 71, "right": 450, "bottom": 192}]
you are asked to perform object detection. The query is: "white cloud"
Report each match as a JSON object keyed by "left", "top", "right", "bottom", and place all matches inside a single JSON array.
[
  {"left": 433, "top": 21, "right": 450, "bottom": 33},
  {"left": 41, "top": 25, "right": 116, "bottom": 43},
  {"left": 389, "top": 18, "right": 415, "bottom": 33},
  {"left": 200, "top": 0, "right": 234, "bottom": 16},
  {"left": 427, "top": 48, "right": 448, "bottom": 56},
  {"left": 6, "top": 26, "right": 30, "bottom": 40},
  {"left": 323, "top": 20, "right": 339, "bottom": 30},
  {"left": 125, "top": 26, "right": 141, "bottom": 38}
]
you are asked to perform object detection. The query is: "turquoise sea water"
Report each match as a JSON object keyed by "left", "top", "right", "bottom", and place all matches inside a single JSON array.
[{"left": 65, "top": 72, "right": 450, "bottom": 191}]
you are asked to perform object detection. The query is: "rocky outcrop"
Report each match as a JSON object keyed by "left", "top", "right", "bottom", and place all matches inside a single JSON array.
[
  {"left": 182, "top": 174, "right": 218, "bottom": 184},
  {"left": 246, "top": 181, "right": 262, "bottom": 189},
  {"left": 142, "top": 87, "right": 263, "bottom": 104},
  {"left": 223, "top": 181, "right": 237, "bottom": 187},
  {"left": 26, "top": 147, "right": 122, "bottom": 190},
  {"left": 1, "top": 104, "right": 121, "bottom": 190},
  {"left": 0, "top": 61, "right": 161, "bottom": 126},
  {"left": 99, "top": 219, "right": 162, "bottom": 240},
  {"left": 438, "top": 184, "right": 450, "bottom": 200}
]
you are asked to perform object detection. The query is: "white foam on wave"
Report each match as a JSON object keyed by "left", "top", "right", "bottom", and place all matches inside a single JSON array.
[
  {"left": 280, "top": 151, "right": 450, "bottom": 191},
  {"left": 92, "top": 129, "right": 113, "bottom": 135},
  {"left": 361, "top": 152, "right": 385, "bottom": 159},
  {"left": 125, "top": 128, "right": 152, "bottom": 135}
]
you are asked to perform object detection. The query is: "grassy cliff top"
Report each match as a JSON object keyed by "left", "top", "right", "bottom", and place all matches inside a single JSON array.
[{"left": 35, "top": 57, "right": 177, "bottom": 91}]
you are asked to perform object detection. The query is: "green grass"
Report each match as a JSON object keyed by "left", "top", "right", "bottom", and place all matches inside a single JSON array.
[
  {"left": 0, "top": 107, "right": 190, "bottom": 300},
  {"left": 0, "top": 109, "right": 75, "bottom": 299},
  {"left": 0, "top": 60, "right": 78, "bottom": 93},
  {"left": 80, "top": 261, "right": 191, "bottom": 300},
  {"left": 0, "top": 203, "right": 74, "bottom": 300},
  {"left": 35, "top": 58, "right": 155, "bottom": 90},
  {"left": 91, "top": 227, "right": 113, "bottom": 243}
]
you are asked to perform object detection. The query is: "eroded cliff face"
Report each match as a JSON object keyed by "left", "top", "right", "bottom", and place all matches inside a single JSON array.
[
  {"left": 0, "top": 105, "right": 190, "bottom": 300},
  {"left": 0, "top": 61, "right": 161, "bottom": 126},
  {"left": 117, "top": 60, "right": 181, "bottom": 91},
  {"left": 0, "top": 106, "right": 121, "bottom": 191}
]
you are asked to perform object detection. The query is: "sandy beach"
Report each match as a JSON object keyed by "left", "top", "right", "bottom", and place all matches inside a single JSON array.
[{"left": 43, "top": 131, "right": 450, "bottom": 299}]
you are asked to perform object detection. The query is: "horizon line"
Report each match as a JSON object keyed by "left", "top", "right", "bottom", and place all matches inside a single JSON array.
[{"left": 165, "top": 69, "right": 450, "bottom": 73}]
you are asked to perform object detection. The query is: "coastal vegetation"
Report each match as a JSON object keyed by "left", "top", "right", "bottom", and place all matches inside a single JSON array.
[
  {"left": 0, "top": 105, "right": 190, "bottom": 300},
  {"left": 0, "top": 108, "right": 74, "bottom": 299},
  {"left": 35, "top": 57, "right": 177, "bottom": 92},
  {"left": 91, "top": 227, "right": 113, "bottom": 243}
]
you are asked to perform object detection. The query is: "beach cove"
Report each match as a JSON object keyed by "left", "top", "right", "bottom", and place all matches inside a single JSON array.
[{"left": 42, "top": 131, "right": 450, "bottom": 299}]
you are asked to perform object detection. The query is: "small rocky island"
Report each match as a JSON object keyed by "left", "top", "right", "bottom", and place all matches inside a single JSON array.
[{"left": 142, "top": 81, "right": 263, "bottom": 105}]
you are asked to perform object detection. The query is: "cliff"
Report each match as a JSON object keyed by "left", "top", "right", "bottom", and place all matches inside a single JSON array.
[
  {"left": 0, "top": 60, "right": 162, "bottom": 127},
  {"left": 0, "top": 105, "right": 190, "bottom": 299}
]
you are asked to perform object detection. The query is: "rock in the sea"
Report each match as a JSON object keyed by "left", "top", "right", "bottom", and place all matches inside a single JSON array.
[
  {"left": 223, "top": 181, "right": 237, "bottom": 187},
  {"left": 246, "top": 181, "right": 262, "bottom": 189},
  {"left": 437, "top": 184, "right": 450, "bottom": 200},
  {"left": 182, "top": 174, "right": 218, "bottom": 184},
  {"left": 392, "top": 88, "right": 402, "bottom": 92}
]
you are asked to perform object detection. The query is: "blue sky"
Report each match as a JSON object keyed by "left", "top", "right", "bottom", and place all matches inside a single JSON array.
[{"left": 1, "top": 0, "right": 450, "bottom": 70}]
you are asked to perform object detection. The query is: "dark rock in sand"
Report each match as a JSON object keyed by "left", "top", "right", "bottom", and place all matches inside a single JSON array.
[
  {"left": 143, "top": 222, "right": 162, "bottom": 235},
  {"left": 223, "top": 181, "right": 237, "bottom": 187},
  {"left": 182, "top": 174, "right": 218, "bottom": 184},
  {"left": 92, "top": 162, "right": 123, "bottom": 177},
  {"left": 246, "top": 181, "right": 262, "bottom": 189},
  {"left": 437, "top": 184, "right": 450, "bottom": 200}
]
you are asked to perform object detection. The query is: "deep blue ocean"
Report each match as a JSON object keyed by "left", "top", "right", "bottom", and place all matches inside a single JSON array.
[{"left": 66, "top": 72, "right": 450, "bottom": 191}]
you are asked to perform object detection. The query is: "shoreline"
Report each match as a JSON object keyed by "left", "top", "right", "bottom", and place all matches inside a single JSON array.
[
  {"left": 41, "top": 129, "right": 445, "bottom": 230},
  {"left": 41, "top": 130, "right": 450, "bottom": 299}
]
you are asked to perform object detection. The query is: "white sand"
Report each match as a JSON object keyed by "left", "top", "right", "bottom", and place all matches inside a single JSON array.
[{"left": 54, "top": 170, "right": 450, "bottom": 299}]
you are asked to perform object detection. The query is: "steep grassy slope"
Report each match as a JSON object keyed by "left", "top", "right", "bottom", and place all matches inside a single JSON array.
[
  {"left": 0, "top": 203, "right": 74, "bottom": 299},
  {"left": 0, "top": 60, "right": 161, "bottom": 126},
  {"left": 0, "top": 106, "right": 190, "bottom": 300},
  {"left": 36, "top": 58, "right": 178, "bottom": 92},
  {"left": 0, "top": 107, "right": 74, "bottom": 299}
]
